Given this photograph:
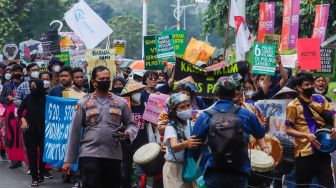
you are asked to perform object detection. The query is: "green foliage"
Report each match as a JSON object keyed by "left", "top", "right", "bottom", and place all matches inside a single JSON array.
[{"left": 108, "top": 16, "right": 159, "bottom": 59}]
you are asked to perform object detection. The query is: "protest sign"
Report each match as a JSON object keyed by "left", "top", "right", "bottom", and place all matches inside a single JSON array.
[
  {"left": 264, "top": 34, "right": 281, "bottom": 51},
  {"left": 144, "top": 36, "right": 164, "bottom": 70},
  {"left": 297, "top": 38, "right": 321, "bottom": 70},
  {"left": 59, "top": 32, "right": 86, "bottom": 51},
  {"left": 206, "top": 63, "right": 226, "bottom": 71},
  {"left": 113, "top": 40, "right": 126, "bottom": 59},
  {"left": 280, "top": 0, "right": 300, "bottom": 51},
  {"left": 252, "top": 43, "right": 276, "bottom": 75},
  {"left": 258, "top": 2, "right": 275, "bottom": 42},
  {"left": 142, "top": 94, "right": 169, "bottom": 125},
  {"left": 315, "top": 48, "right": 335, "bottom": 75},
  {"left": 43, "top": 96, "right": 78, "bottom": 170},
  {"left": 2, "top": 43, "right": 20, "bottom": 64},
  {"left": 64, "top": 0, "right": 113, "bottom": 49},
  {"left": 183, "top": 38, "right": 215, "bottom": 64},
  {"left": 54, "top": 51, "right": 71, "bottom": 66},
  {"left": 86, "top": 49, "right": 116, "bottom": 78},
  {"left": 254, "top": 100, "right": 293, "bottom": 140},
  {"left": 174, "top": 57, "right": 248, "bottom": 96},
  {"left": 312, "top": 4, "right": 330, "bottom": 43},
  {"left": 163, "top": 30, "right": 186, "bottom": 59},
  {"left": 156, "top": 34, "right": 175, "bottom": 60},
  {"left": 40, "top": 30, "right": 61, "bottom": 56},
  {"left": 281, "top": 54, "right": 297, "bottom": 68},
  {"left": 19, "top": 39, "right": 43, "bottom": 65},
  {"left": 4, "top": 104, "right": 25, "bottom": 161}
]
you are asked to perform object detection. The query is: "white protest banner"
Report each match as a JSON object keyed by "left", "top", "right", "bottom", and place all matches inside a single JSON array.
[
  {"left": 64, "top": 0, "right": 113, "bottom": 49},
  {"left": 254, "top": 100, "right": 293, "bottom": 140},
  {"left": 281, "top": 54, "right": 297, "bottom": 68}
]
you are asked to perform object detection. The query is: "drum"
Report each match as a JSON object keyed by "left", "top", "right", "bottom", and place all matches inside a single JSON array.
[
  {"left": 248, "top": 149, "right": 275, "bottom": 187},
  {"left": 315, "top": 128, "right": 336, "bottom": 153},
  {"left": 250, "top": 134, "right": 282, "bottom": 166},
  {"left": 133, "top": 143, "right": 165, "bottom": 176},
  {"left": 273, "top": 136, "right": 295, "bottom": 175}
]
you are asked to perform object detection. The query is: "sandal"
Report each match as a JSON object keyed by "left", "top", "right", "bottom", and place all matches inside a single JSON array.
[{"left": 31, "top": 180, "right": 39, "bottom": 187}]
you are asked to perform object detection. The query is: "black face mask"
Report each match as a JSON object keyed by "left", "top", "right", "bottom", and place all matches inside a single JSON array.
[
  {"left": 303, "top": 87, "right": 314, "bottom": 97},
  {"left": 112, "top": 87, "right": 123, "bottom": 94},
  {"left": 96, "top": 80, "right": 111, "bottom": 92},
  {"left": 12, "top": 73, "right": 22, "bottom": 79}
]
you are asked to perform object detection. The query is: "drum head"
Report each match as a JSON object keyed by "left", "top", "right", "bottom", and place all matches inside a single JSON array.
[
  {"left": 133, "top": 143, "right": 161, "bottom": 164},
  {"left": 315, "top": 128, "right": 336, "bottom": 153},
  {"left": 250, "top": 134, "right": 282, "bottom": 166},
  {"left": 249, "top": 149, "right": 274, "bottom": 172}
]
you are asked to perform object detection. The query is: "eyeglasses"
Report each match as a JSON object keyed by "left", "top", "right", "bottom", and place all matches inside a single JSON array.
[{"left": 147, "top": 77, "right": 157, "bottom": 81}]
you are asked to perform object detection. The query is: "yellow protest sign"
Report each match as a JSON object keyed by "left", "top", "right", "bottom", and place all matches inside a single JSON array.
[
  {"left": 85, "top": 49, "right": 116, "bottom": 79},
  {"left": 183, "top": 38, "right": 215, "bottom": 64}
]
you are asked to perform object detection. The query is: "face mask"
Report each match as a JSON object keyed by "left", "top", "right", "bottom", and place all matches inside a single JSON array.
[
  {"left": 245, "top": 90, "right": 255, "bottom": 99},
  {"left": 303, "top": 87, "right": 314, "bottom": 97},
  {"left": 12, "top": 73, "right": 22, "bottom": 79},
  {"left": 53, "top": 65, "right": 61, "bottom": 73},
  {"left": 95, "top": 80, "right": 110, "bottom": 92},
  {"left": 31, "top": 71, "right": 39, "bottom": 79},
  {"left": 43, "top": 80, "right": 50, "bottom": 89},
  {"left": 176, "top": 109, "right": 193, "bottom": 121},
  {"left": 148, "top": 84, "right": 157, "bottom": 89},
  {"left": 112, "top": 87, "right": 123, "bottom": 95},
  {"left": 314, "top": 87, "right": 325, "bottom": 95},
  {"left": 23, "top": 76, "right": 30, "bottom": 82},
  {"left": 156, "top": 84, "right": 164, "bottom": 89},
  {"left": 131, "top": 93, "right": 141, "bottom": 104},
  {"left": 4, "top": 73, "right": 11, "bottom": 80}
]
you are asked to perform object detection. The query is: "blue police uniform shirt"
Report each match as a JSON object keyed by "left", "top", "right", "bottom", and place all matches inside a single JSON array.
[{"left": 192, "top": 100, "right": 266, "bottom": 174}]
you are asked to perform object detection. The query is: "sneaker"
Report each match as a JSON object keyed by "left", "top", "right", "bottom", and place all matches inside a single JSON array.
[
  {"left": 72, "top": 182, "right": 81, "bottom": 188},
  {"left": 44, "top": 171, "right": 53, "bottom": 179},
  {"left": 27, "top": 169, "right": 31, "bottom": 175}
]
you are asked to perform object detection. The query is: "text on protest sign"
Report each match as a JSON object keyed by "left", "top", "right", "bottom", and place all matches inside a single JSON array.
[
  {"left": 281, "top": 54, "right": 297, "bottom": 68},
  {"left": 156, "top": 34, "right": 175, "bottom": 60},
  {"left": 43, "top": 96, "right": 78, "bottom": 170},
  {"left": 252, "top": 42, "right": 276, "bottom": 76},
  {"left": 144, "top": 36, "right": 164, "bottom": 70},
  {"left": 183, "top": 38, "right": 215, "bottom": 64},
  {"left": 315, "top": 48, "right": 335, "bottom": 76},
  {"left": 54, "top": 51, "right": 71, "bottom": 67},
  {"left": 142, "top": 94, "right": 169, "bottom": 125},
  {"left": 86, "top": 49, "right": 116, "bottom": 78},
  {"left": 40, "top": 30, "right": 61, "bottom": 56},
  {"left": 174, "top": 57, "right": 248, "bottom": 96},
  {"left": 163, "top": 30, "right": 187, "bottom": 60},
  {"left": 264, "top": 34, "right": 280, "bottom": 51},
  {"left": 297, "top": 38, "right": 321, "bottom": 70}
]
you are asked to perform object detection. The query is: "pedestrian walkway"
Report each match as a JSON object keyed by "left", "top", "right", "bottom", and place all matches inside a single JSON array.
[{"left": 0, "top": 159, "right": 72, "bottom": 188}]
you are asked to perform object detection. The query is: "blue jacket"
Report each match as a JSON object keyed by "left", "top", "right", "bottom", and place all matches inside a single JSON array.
[{"left": 192, "top": 100, "right": 266, "bottom": 174}]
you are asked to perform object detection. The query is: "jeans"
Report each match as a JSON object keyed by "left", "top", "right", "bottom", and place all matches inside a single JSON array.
[{"left": 204, "top": 170, "right": 248, "bottom": 188}]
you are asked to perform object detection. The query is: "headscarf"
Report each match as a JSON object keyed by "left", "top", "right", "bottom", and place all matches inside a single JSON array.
[{"left": 166, "top": 93, "right": 190, "bottom": 111}]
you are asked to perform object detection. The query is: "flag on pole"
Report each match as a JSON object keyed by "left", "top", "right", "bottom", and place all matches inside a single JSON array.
[
  {"left": 235, "top": 16, "right": 251, "bottom": 62},
  {"left": 229, "top": 0, "right": 245, "bottom": 28},
  {"left": 280, "top": 0, "right": 300, "bottom": 51},
  {"left": 257, "top": 2, "right": 275, "bottom": 42},
  {"left": 64, "top": 0, "right": 113, "bottom": 49},
  {"left": 312, "top": 4, "right": 330, "bottom": 43}
]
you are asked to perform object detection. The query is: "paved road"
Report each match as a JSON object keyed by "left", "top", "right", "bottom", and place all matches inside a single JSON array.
[{"left": 0, "top": 159, "right": 72, "bottom": 188}]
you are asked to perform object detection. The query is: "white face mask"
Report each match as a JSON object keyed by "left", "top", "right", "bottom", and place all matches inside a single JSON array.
[
  {"left": 4, "top": 73, "right": 12, "bottom": 80},
  {"left": 245, "top": 90, "right": 255, "bottom": 99},
  {"left": 31, "top": 71, "right": 39, "bottom": 79},
  {"left": 131, "top": 93, "right": 141, "bottom": 104},
  {"left": 315, "top": 87, "right": 325, "bottom": 95},
  {"left": 43, "top": 80, "right": 50, "bottom": 89},
  {"left": 53, "top": 65, "right": 61, "bottom": 73},
  {"left": 176, "top": 109, "right": 193, "bottom": 121}
]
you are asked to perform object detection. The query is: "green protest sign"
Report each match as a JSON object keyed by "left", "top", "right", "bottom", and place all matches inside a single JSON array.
[
  {"left": 174, "top": 57, "right": 248, "bottom": 96},
  {"left": 54, "top": 51, "right": 70, "bottom": 66},
  {"left": 252, "top": 43, "right": 276, "bottom": 76},
  {"left": 144, "top": 35, "right": 164, "bottom": 70},
  {"left": 156, "top": 34, "right": 175, "bottom": 60},
  {"left": 163, "top": 30, "right": 186, "bottom": 60},
  {"left": 264, "top": 34, "right": 281, "bottom": 52}
]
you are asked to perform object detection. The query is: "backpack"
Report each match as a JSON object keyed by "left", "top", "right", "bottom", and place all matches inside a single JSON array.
[{"left": 204, "top": 105, "right": 246, "bottom": 171}]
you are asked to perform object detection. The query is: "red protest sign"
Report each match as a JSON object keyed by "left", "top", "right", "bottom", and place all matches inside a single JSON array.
[{"left": 297, "top": 38, "right": 321, "bottom": 70}]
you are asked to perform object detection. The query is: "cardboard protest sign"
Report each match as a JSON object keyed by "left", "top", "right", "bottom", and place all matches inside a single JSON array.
[
  {"left": 255, "top": 100, "right": 293, "bottom": 140},
  {"left": 156, "top": 34, "right": 175, "bottom": 60},
  {"left": 297, "top": 38, "right": 321, "bottom": 70},
  {"left": 163, "top": 30, "right": 186, "bottom": 59},
  {"left": 54, "top": 51, "right": 71, "bottom": 67},
  {"left": 144, "top": 36, "right": 164, "bottom": 70},
  {"left": 142, "top": 94, "right": 169, "bottom": 125},
  {"left": 252, "top": 42, "right": 276, "bottom": 75},
  {"left": 4, "top": 104, "right": 25, "bottom": 161},
  {"left": 43, "top": 96, "right": 78, "bottom": 171},
  {"left": 86, "top": 49, "right": 116, "bottom": 78},
  {"left": 40, "top": 30, "right": 61, "bottom": 56},
  {"left": 281, "top": 54, "right": 297, "bottom": 68},
  {"left": 174, "top": 57, "right": 248, "bottom": 96},
  {"left": 315, "top": 48, "right": 335, "bottom": 75},
  {"left": 264, "top": 34, "right": 281, "bottom": 51},
  {"left": 183, "top": 38, "right": 215, "bottom": 64}
]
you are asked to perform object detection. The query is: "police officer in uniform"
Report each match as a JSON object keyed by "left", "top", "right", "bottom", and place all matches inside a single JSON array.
[{"left": 62, "top": 66, "right": 138, "bottom": 188}]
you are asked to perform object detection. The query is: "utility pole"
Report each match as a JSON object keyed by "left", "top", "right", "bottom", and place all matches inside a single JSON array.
[{"left": 142, "top": 0, "right": 148, "bottom": 60}]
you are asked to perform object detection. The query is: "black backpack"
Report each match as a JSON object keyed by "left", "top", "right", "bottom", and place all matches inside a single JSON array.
[{"left": 204, "top": 105, "right": 246, "bottom": 171}]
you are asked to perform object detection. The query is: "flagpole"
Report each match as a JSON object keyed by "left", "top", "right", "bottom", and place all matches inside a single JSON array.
[
  {"left": 142, "top": 0, "right": 148, "bottom": 60},
  {"left": 223, "top": 0, "right": 232, "bottom": 61}
]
